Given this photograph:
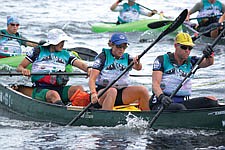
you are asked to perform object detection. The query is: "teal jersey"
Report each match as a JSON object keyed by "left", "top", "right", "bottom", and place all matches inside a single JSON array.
[
  {"left": 0, "top": 29, "right": 25, "bottom": 55},
  {"left": 95, "top": 48, "right": 130, "bottom": 88},
  {"left": 197, "top": 0, "right": 223, "bottom": 24},
  {"left": 118, "top": 3, "right": 141, "bottom": 23},
  {"left": 161, "top": 53, "right": 192, "bottom": 96},
  {"left": 0, "top": 29, "right": 26, "bottom": 46},
  {"left": 27, "top": 46, "right": 76, "bottom": 84}
]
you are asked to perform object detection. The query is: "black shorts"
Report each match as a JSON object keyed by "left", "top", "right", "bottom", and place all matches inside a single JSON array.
[{"left": 92, "top": 85, "right": 126, "bottom": 108}]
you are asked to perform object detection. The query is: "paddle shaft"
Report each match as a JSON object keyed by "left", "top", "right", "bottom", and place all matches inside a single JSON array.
[
  {"left": 66, "top": 9, "right": 188, "bottom": 126},
  {"left": 0, "top": 33, "right": 98, "bottom": 60},
  {"left": 183, "top": 22, "right": 225, "bottom": 41},
  {"left": 0, "top": 72, "right": 88, "bottom": 76},
  {"left": 0, "top": 72, "right": 150, "bottom": 77},
  {"left": 148, "top": 18, "right": 224, "bottom": 30},
  {"left": 130, "top": 74, "right": 151, "bottom": 77},
  {"left": 129, "top": 0, "right": 171, "bottom": 19},
  {"left": 0, "top": 33, "right": 38, "bottom": 44},
  {"left": 148, "top": 27, "right": 225, "bottom": 128},
  {"left": 66, "top": 102, "right": 92, "bottom": 126},
  {"left": 189, "top": 14, "right": 222, "bottom": 21}
]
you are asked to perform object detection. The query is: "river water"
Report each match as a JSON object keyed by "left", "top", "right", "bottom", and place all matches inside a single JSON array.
[{"left": 0, "top": 0, "right": 225, "bottom": 149}]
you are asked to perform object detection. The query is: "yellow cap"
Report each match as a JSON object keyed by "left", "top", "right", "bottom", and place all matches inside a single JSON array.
[{"left": 175, "top": 32, "right": 195, "bottom": 46}]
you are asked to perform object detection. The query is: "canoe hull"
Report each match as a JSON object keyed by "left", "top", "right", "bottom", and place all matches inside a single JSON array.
[{"left": 0, "top": 83, "right": 225, "bottom": 130}]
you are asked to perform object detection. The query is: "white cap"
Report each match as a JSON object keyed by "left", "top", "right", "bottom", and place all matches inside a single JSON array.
[{"left": 43, "top": 28, "right": 70, "bottom": 46}]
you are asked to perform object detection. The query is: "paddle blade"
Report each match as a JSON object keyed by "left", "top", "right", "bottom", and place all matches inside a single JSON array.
[
  {"left": 162, "top": 9, "right": 188, "bottom": 35},
  {"left": 147, "top": 9, "right": 188, "bottom": 30},
  {"left": 68, "top": 47, "right": 98, "bottom": 61},
  {"left": 147, "top": 20, "right": 172, "bottom": 29}
]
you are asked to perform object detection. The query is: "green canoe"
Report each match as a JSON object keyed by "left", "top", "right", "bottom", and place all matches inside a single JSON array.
[
  {"left": 91, "top": 18, "right": 168, "bottom": 33},
  {"left": 0, "top": 83, "right": 224, "bottom": 130}
]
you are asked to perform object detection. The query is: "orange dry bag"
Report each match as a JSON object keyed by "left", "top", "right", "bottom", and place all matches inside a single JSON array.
[{"left": 70, "top": 89, "right": 90, "bottom": 106}]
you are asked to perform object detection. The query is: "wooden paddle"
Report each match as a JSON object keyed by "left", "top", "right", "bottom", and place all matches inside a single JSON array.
[
  {"left": 0, "top": 72, "right": 88, "bottom": 76},
  {"left": 66, "top": 9, "right": 188, "bottom": 126},
  {"left": 148, "top": 26, "right": 225, "bottom": 128},
  {"left": 0, "top": 33, "right": 98, "bottom": 61}
]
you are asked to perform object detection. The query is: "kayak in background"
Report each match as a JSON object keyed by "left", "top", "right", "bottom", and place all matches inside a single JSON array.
[{"left": 91, "top": 18, "right": 168, "bottom": 33}]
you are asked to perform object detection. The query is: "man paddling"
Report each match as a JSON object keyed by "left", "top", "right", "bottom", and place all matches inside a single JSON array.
[
  {"left": 110, "top": 0, "right": 157, "bottom": 24},
  {"left": 17, "top": 28, "right": 91, "bottom": 105},
  {"left": 150, "top": 32, "right": 220, "bottom": 110},
  {"left": 0, "top": 16, "right": 38, "bottom": 58},
  {"left": 186, "top": 0, "right": 225, "bottom": 38},
  {"left": 89, "top": 33, "right": 150, "bottom": 110}
]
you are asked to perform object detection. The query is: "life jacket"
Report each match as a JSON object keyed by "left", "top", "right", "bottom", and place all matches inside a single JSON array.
[
  {"left": 31, "top": 46, "right": 70, "bottom": 86},
  {"left": 118, "top": 3, "right": 140, "bottom": 23},
  {"left": 0, "top": 30, "right": 23, "bottom": 56},
  {"left": 96, "top": 48, "right": 130, "bottom": 88},
  {"left": 197, "top": 0, "right": 222, "bottom": 26},
  {"left": 160, "top": 53, "right": 192, "bottom": 96}
]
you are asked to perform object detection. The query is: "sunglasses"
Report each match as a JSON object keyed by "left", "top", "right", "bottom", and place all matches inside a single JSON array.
[
  {"left": 10, "top": 23, "right": 20, "bottom": 27},
  {"left": 115, "top": 44, "right": 128, "bottom": 49},
  {"left": 178, "top": 44, "right": 193, "bottom": 50}
]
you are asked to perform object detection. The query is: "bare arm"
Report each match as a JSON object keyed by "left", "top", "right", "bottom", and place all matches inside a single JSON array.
[
  {"left": 219, "top": 13, "right": 225, "bottom": 23},
  {"left": 26, "top": 41, "right": 38, "bottom": 47},
  {"left": 17, "top": 58, "right": 31, "bottom": 76},
  {"left": 139, "top": 8, "right": 157, "bottom": 17},
  {"left": 88, "top": 69, "right": 100, "bottom": 103},
  {"left": 72, "top": 59, "right": 91, "bottom": 76},
  {"left": 152, "top": 70, "right": 163, "bottom": 97},
  {"left": 110, "top": 0, "right": 121, "bottom": 11},
  {"left": 186, "top": 2, "right": 202, "bottom": 21},
  {"left": 199, "top": 56, "right": 214, "bottom": 68}
]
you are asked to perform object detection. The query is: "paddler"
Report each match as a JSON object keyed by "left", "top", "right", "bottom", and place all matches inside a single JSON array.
[
  {"left": 17, "top": 28, "right": 91, "bottom": 105},
  {"left": 110, "top": 0, "right": 158, "bottom": 24},
  {"left": 150, "top": 32, "right": 221, "bottom": 111},
  {"left": 0, "top": 16, "right": 38, "bottom": 57}
]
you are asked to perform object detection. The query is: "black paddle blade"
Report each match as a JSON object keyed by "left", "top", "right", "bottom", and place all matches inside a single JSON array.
[
  {"left": 147, "top": 20, "right": 172, "bottom": 29},
  {"left": 163, "top": 9, "right": 188, "bottom": 35},
  {"left": 147, "top": 9, "right": 188, "bottom": 30},
  {"left": 68, "top": 47, "right": 98, "bottom": 61}
]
